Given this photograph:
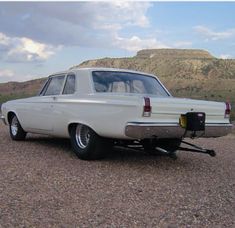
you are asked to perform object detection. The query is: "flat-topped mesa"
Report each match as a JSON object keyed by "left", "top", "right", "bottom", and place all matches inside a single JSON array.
[{"left": 136, "top": 49, "right": 214, "bottom": 59}]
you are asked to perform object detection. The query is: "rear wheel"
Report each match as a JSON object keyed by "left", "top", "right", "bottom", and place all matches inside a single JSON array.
[
  {"left": 9, "top": 115, "right": 27, "bottom": 140},
  {"left": 70, "top": 124, "right": 111, "bottom": 160}
]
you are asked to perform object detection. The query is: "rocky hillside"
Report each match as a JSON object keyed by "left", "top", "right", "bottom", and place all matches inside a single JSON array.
[
  {"left": 0, "top": 78, "right": 45, "bottom": 102},
  {"left": 0, "top": 49, "right": 235, "bottom": 119},
  {"left": 73, "top": 49, "right": 235, "bottom": 119}
]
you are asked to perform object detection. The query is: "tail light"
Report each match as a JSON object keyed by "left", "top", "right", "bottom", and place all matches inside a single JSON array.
[
  {"left": 225, "top": 102, "right": 231, "bottom": 118},
  {"left": 143, "top": 97, "right": 152, "bottom": 117}
]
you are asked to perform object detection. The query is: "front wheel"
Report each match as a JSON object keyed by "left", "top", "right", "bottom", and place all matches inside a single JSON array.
[
  {"left": 9, "top": 115, "right": 27, "bottom": 140},
  {"left": 70, "top": 124, "right": 111, "bottom": 160}
]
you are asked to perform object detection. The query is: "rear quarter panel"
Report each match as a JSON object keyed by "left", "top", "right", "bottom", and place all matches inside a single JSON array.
[{"left": 52, "top": 94, "right": 143, "bottom": 138}]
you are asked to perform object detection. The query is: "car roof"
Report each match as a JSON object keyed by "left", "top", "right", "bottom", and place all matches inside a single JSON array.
[{"left": 50, "top": 67, "right": 156, "bottom": 78}]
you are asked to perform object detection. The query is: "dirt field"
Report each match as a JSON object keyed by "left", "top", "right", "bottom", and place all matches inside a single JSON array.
[{"left": 0, "top": 122, "right": 234, "bottom": 227}]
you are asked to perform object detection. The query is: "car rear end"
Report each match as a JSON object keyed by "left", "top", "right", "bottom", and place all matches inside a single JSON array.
[
  {"left": 90, "top": 68, "right": 233, "bottom": 140},
  {"left": 125, "top": 96, "right": 233, "bottom": 139}
]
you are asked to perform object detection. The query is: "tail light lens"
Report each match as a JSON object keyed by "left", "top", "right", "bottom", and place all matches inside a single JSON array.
[
  {"left": 225, "top": 102, "right": 231, "bottom": 118},
  {"left": 143, "top": 97, "right": 152, "bottom": 117}
]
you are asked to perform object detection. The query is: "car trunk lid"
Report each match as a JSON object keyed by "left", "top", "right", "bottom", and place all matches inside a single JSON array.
[{"left": 148, "top": 97, "right": 227, "bottom": 124}]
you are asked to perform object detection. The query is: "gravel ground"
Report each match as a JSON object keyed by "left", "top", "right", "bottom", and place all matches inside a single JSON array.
[{"left": 0, "top": 122, "right": 234, "bottom": 227}]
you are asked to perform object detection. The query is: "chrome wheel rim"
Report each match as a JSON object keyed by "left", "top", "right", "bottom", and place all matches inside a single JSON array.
[
  {"left": 75, "top": 125, "right": 90, "bottom": 149},
  {"left": 11, "top": 116, "right": 18, "bottom": 136}
]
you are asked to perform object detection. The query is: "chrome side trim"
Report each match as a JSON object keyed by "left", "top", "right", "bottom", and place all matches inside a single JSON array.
[
  {"left": 0, "top": 115, "right": 7, "bottom": 125},
  {"left": 125, "top": 122, "right": 233, "bottom": 139}
]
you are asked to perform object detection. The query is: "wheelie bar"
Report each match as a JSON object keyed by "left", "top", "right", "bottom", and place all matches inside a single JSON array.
[
  {"left": 178, "top": 140, "right": 216, "bottom": 157},
  {"left": 154, "top": 140, "right": 216, "bottom": 160}
]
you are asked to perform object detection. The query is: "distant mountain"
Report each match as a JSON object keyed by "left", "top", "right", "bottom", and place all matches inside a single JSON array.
[
  {"left": 72, "top": 49, "right": 235, "bottom": 119},
  {"left": 0, "top": 49, "right": 235, "bottom": 119},
  {"left": 0, "top": 78, "right": 45, "bottom": 103}
]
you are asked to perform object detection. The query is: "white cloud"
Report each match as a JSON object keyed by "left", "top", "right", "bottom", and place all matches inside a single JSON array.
[
  {"left": 220, "top": 54, "right": 233, "bottom": 59},
  {"left": 0, "top": 69, "right": 14, "bottom": 79},
  {"left": 0, "top": 32, "right": 57, "bottom": 62},
  {"left": 194, "top": 25, "right": 235, "bottom": 41},
  {"left": 113, "top": 35, "right": 170, "bottom": 52},
  {"left": 0, "top": 33, "right": 10, "bottom": 45},
  {"left": 102, "top": 2, "right": 151, "bottom": 28},
  {"left": 173, "top": 41, "right": 192, "bottom": 48},
  {"left": 0, "top": 68, "right": 18, "bottom": 82},
  {"left": 0, "top": 2, "right": 152, "bottom": 48},
  {"left": 0, "top": 2, "right": 158, "bottom": 60},
  {"left": 0, "top": 68, "right": 40, "bottom": 83}
]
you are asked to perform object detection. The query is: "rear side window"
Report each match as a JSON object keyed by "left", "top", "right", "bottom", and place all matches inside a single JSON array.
[
  {"left": 44, "top": 75, "right": 65, "bottom": 96},
  {"left": 63, "top": 74, "right": 76, "bottom": 94}
]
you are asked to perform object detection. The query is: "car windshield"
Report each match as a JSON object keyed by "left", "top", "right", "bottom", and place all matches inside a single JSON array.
[{"left": 92, "top": 71, "right": 170, "bottom": 97}]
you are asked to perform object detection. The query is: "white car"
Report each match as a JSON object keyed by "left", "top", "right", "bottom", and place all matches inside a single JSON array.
[{"left": 0, "top": 68, "right": 233, "bottom": 160}]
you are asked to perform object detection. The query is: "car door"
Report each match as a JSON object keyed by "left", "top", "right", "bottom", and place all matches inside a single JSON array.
[
  {"left": 22, "top": 75, "right": 66, "bottom": 133},
  {"left": 51, "top": 73, "right": 76, "bottom": 135}
]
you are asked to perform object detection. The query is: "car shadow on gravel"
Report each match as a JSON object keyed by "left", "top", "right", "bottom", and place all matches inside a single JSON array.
[
  {"left": 25, "top": 135, "right": 207, "bottom": 168},
  {"left": 105, "top": 146, "right": 184, "bottom": 162},
  {"left": 26, "top": 136, "right": 160, "bottom": 158},
  {"left": 103, "top": 146, "right": 215, "bottom": 172},
  {"left": 26, "top": 136, "right": 73, "bottom": 152}
]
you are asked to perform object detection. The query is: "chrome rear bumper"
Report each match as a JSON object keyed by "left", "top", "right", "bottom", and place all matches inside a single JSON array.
[
  {"left": 0, "top": 115, "right": 7, "bottom": 125},
  {"left": 125, "top": 122, "right": 233, "bottom": 139}
]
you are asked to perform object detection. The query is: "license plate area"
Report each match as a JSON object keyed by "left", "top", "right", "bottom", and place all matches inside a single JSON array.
[{"left": 180, "top": 112, "right": 205, "bottom": 131}]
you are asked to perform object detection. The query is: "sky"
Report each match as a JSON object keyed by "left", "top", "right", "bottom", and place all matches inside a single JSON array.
[{"left": 0, "top": 1, "right": 235, "bottom": 83}]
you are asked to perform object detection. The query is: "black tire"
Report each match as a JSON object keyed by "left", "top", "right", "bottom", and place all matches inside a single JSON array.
[
  {"left": 143, "top": 138, "right": 181, "bottom": 154},
  {"left": 70, "top": 124, "right": 111, "bottom": 160},
  {"left": 9, "top": 115, "right": 27, "bottom": 140}
]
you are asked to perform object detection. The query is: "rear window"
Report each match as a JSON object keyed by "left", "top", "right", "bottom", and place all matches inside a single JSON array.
[{"left": 92, "top": 71, "right": 169, "bottom": 97}]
